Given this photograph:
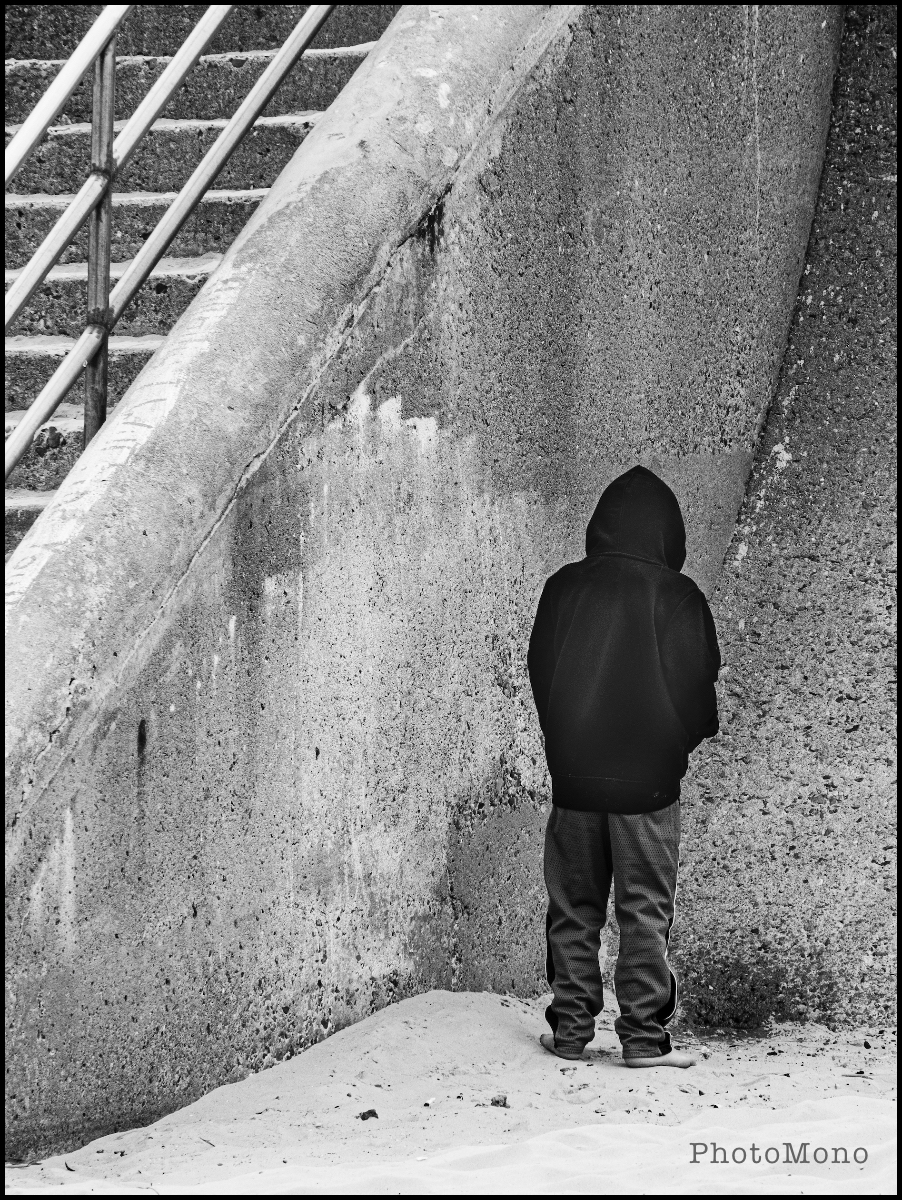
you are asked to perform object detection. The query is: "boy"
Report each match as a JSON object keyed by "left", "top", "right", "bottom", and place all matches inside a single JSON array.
[{"left": 527, "top": 466, "right": 720, "bottom": 1067}]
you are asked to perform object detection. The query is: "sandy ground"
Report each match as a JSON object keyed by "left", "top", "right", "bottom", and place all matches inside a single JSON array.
[{"left": 5, "top": 991, "right": 896, "bottom": 1195}]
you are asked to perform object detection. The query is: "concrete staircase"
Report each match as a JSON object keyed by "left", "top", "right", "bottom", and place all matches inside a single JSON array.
[{"left": 4, "top": 4, "right": 400, "bottom": 560}]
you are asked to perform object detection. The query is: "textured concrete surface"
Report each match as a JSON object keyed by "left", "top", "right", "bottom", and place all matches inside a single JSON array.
[
  {"left": 6, "top": 3, "right": 843, "bottom": 1161},
  {"left": 4, "top": 490, "right": 54, "bottom": 562},
  {"left": 4, "top": 4, "right": 402, "bottom": 58},
  {"left": 7, "top": 114, "right": 317, "bottom": 196},
  {"left": 5, "top": 190, "right": 267, "bottom": 269},
  {"left": 5, "top": 404, "right": 83, "bottom": 493},
  {"left": 674, "top": 3, "right": 897, "bottom": 1031},
  {"left": 4, "top": 47, "right": 368, "bottom": 125},
  {"left": 7, "top": 254, "right": 220, "bottom": 337},
  {"left": 5, "top": 335, "right": 162, "bottom": 410}
]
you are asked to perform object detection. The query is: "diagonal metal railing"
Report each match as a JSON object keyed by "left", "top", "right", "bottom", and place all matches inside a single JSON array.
[
  {"left": 4, "top": 5, "right": 134, "bottom": 188},
  {"left": 5, "top": 2, "right": 336, "bottom": 481}
]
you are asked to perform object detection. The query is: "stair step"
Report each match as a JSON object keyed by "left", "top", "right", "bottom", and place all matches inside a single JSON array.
[
  {"left": 5, "top": 486, "right": 56, "bottom": 561},
  {"left": 6, "top": 334, "right": 164, "bottom": 411},
  {"left": 6, "top": 188, "right": 268, "bottom": 269},
  {"left": 5, "top": 44, "right": 371, "bottom": 125},
  {"left": 6, "top": 112, "right": 319, "bottom": 195},
  {"left": 5, "top": 341, "right": 163, "bottom": 492},
  {"left": 5, "top": 402, "right": 83, "bottom": 432},
  {"left": 2, "top": 1, "right": 402, "bottom": 537},
  {"left": 6, "top": 253, "right": 221, "bottom": 337},
  {"left": 5, "top": 403, "right": 84, "bottom": 492},
  {"left": 4, "top": 5, "right": 401, "bottom": 60}
]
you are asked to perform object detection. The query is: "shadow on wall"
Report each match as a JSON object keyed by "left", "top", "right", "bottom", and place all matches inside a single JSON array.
[
  {"left": 678, "top": 945, "right": 844, "bottom": 1029},
  {"left": 445, "top": 787, "right": 549, "bottom": 996}
]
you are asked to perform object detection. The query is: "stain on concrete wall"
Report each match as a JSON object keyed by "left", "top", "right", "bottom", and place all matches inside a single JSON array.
[
  {"left": 674, "top": 3, "right": 897, "bottom": 1031},
  {"left": 6, "top": 4, "right": 846, "bottom": 1159}
]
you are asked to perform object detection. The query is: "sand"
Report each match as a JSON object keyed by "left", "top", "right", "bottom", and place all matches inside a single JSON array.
[{"left": 5, "top": 991, "right": 896, "bottom": 1195}]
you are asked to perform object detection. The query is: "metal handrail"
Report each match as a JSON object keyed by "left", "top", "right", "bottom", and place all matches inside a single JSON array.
[
  {"left": 106, "top": 4, "right": 334, "bottom": 328},
  {"left": 5, "top": 3, "right": 336, "bottom": 481},
  {"left": 4, "top": 4, "right": 237, "bottom": 333},
  {"left": 4, "top": 5, "right": 133, "bottom": 187}
]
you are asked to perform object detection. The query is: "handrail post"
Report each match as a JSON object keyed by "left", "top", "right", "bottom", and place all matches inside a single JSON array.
[{"left": 84, "top": 35, "right": 117, "bottom": 447}]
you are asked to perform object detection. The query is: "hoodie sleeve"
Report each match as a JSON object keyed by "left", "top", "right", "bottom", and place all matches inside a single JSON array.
[
  {"left": 660, "top": 588, "right": 721, "bottom": 751},
  {"left": 527, "top": 577, "right": 559, "bottom": 736}
]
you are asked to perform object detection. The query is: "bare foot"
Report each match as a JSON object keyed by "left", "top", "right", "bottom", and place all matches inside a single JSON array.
[
  {"left": 625, "top": 1050, "right": 697, "bottom": 1068},
  {"left": 539, "top": 1033, "right": 584, "bottom": 1061}
]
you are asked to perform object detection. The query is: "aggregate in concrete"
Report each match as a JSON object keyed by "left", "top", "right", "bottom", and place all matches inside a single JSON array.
[
  {"left": 5, "top": 335, "right": 161, "bottom": 412},
  {"left": 5, "top": 405, "right": 83, "bottom": 493},
  {"left": 5, "top": 3, "right": 847, "bottom": 1162},
  {"left": 7, "top": 253, "right": 220, "bottom": 338},
  {"left": 7, "top": 114, "right": 317, "bottom": 196},
  {"left": 3, "top": 4, "right": 402, "bottom": 59}
]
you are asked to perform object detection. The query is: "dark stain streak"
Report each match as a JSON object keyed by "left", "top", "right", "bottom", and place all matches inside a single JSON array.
[{"left": 417, "top": 195, "right": 445, "bottom": 256}]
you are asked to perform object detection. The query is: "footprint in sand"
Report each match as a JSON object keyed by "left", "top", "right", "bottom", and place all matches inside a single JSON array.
[{"left": 552, "top": 1083, "right": 602, "bottom": 1105}]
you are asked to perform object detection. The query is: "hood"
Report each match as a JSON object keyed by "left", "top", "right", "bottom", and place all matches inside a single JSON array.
[{"left": 585, "top": 466, "right": 686, "bottom": 570}]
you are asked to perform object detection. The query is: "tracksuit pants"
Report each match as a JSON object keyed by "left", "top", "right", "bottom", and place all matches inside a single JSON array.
[{"left": 543, "top": 802, "right": 680, "bottom": 1058}]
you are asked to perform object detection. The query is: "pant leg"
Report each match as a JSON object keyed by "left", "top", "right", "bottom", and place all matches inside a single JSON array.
[
  {"left": 608, "top": 801, "right": 680, "bottom": 1058},
  {"left": 543, "top": 806, "right": 613, "bottom": 1051}
]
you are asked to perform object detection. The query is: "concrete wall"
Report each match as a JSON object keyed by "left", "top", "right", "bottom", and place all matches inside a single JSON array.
[
  {"left": 5, "top": 4, "right": 843, "bottom": 1158},
  {"left": 676, "top": 2, "right": 897, "bottom": 1031}
]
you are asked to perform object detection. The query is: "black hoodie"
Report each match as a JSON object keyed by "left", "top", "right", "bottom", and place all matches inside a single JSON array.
[{"left": 527, "top": 466, "right": 720, "bottom": 814}]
